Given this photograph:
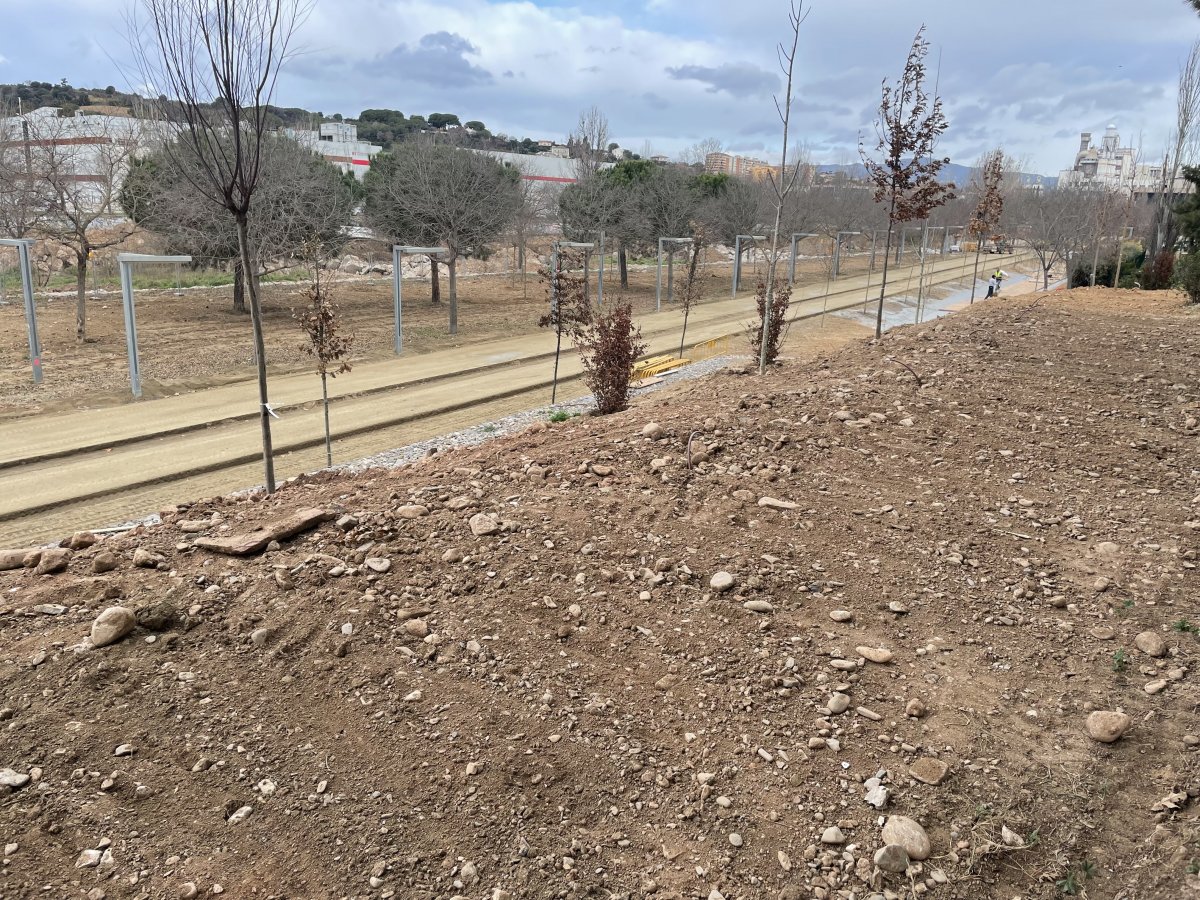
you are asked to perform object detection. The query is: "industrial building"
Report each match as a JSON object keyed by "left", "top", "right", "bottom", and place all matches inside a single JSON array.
[
  {"left": 1058, "top": 125, "right": 1190, "bottom": 201},
  {"left": 281, "top": 121, "right": 382, "bottom": 180}
]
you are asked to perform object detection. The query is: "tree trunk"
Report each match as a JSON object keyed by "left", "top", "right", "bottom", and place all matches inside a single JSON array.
[
  {"left": 235, "top": 212, "right": 276, "bottom": 494},
  {"left": 321, "top": 371, "right": 332, "bottom": 468},
  {"left": 430, "top": 258, "right": 441, "bottom": 304},
  {"left": 552, "top": 326, "right": 562, "bottom": 404},
  {"left": 618, "top": 244, "right": 629, "bottom": 287},
  {"left": 75, "top": 248, "right": 88, "bottom": 343},
  {"left": 680, "top": 245, "right": 701, "bottom": 359},
  {"left": 232, "top": 261, "right": 246, "bottom": 314},
  {"left": 876, "top": 206, "right": 897, "bottom": 340},
  {"left": 448, "top": 254, "right": 458, "bottom": 335},
  {"left": 970, "top": 243, "right": 983, "bottom": 304}
]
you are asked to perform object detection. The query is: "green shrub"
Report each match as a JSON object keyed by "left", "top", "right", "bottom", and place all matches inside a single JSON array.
[{"left": 1176, "top": 251, "right": 1200, "bottom": 303}]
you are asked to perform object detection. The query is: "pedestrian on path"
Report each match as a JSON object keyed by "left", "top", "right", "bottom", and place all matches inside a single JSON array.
[
  {"left": 993, "top": 269, "right": 1005, "bottom": 295},
  {"left": 985, "top": 274, "right": 997, "bottom": 299}
]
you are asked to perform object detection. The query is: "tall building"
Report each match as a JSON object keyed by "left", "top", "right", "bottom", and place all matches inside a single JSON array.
[
  {"left": 282, "top": 121, "right": 382, "bottom": 180},
  {"left": 704, "top": 151, "right": 770, "bottom": 178},
  {"left": 1059, "top": 125, "right": 1189, "bottom": 200}
]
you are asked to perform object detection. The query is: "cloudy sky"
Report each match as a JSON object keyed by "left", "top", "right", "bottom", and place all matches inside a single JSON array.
[{"left": 2, "top": 0, "right": 1199, "bottom": 174}]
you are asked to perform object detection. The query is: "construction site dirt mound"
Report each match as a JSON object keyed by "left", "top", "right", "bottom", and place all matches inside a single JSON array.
[{"left": 1, "top": 287, "right": 1198, "bottom": 900}]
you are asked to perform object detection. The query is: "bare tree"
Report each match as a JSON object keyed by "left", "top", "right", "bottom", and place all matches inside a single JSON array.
[
  {"left": 570, "top": 106, "right": 611, "bottom": 179},
  {"left": 26, "top": 111, "right": 141, "bottom": 342},
  {"left": 122, "top": 133, "right": 353, "bottom": 313},
  {"left": 967, "top": 148, "right": 1005, "bottom": 302},
  {"left": 294, "top": 250, "right": 353, "bottom": 468},
  {"left": 860, "top": 27, "right": 954, "bottom": 338},
  {"left": 678, "top": 137, "right": 723, "bottom": 166},
  {"left": 756, "top": 0, "right": 809, "bottom": 374},
  {"left": 1012, "top": 187, "right": 1089, "bottom": 289},
  {"left": 1152, "top": 38, "right": 1200, "bottom": 255},
  {"left": 0, "top": 104, "right": 45, "bottom": 240},
  {"left": 131, "top": 0, "right": 312, "bottom": 494},
  {"left": 510, "top": 178, "right": 552, "bottom": 298},
  {"left": 538, "top": 248, "right": 590, "bottom": 404},
  {"left": 677, "top": 228, "right": 707, "bottom": 358},
  {"left": 364, "top": 139, "right": 523, "bottom": 334}
]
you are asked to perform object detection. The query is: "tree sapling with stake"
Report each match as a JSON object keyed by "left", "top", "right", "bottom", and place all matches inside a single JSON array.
[{"left": 295, "top": 257, "right": 353, "bottom": 468}]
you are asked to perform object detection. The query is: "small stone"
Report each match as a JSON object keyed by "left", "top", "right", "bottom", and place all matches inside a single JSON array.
[
  {"left": 364, "top": 557, "right": 391, "bottom": 573},
  {"left": 92, "top": 552, "right": 118, "bottom": 574},
  {"left": 33, "top": 604, "right": 67, "bottom": 615},
  {"left": 777, "top": 850, "right": 791, "bottom": 871},
  {"left": 76, "top": 849, "right": 102, "bottom": 868},
  {"left": 728, "top": 832, "right": 743, "bottom": 847},
  {"left": 829, "top": 610, "right": 854, "bottom": 622},
  {"left": 0, "top": 768, "right": 30, "bottom": 790},
  {"left": 1090, "top": 625, "right": 1116, "bottom": 640},
  {"left": 590, "top": 464, "right": 613, "bottom": 477},
  {"left": 33, "top": 548, "right": 71, "bottom": 575},
  {"left": 227, "top": 805, "right": 253, "bottom": 824},
  {"left": 4, "top": 842, "right": 16, "bottom": 856},
  {"left": 397, "top": 504, "right": 430, "bottom": 519},
  {"left": 909, "top": 757, "right": 950, "bottom": 786},
  {"left": 469, "top": 513, "right": 500, "bottom": 536},
  {"left": 881, "top": 816, "right": 931, "bottom": 861},
  {"left": 179, "top": 883, "right": 199, "bottom": 899},
  {"left": 743, "top": 599, "right": 774, "bottom": 613},
  {"left": 827, "top": 692, "right": 851, "bottom": 714},
  {"left": 114, "top": 744, "right": 135, "bottom": 757},
  {"left": 250, "top": 628, "right": 271, "bottom": 647},
  {"left": 865, "top": 785, "right": 891, "bottom": 809},
  {"left": 710, "top": 571, "right": 735, "bottom": 593},
  {"left": 1086, "top": 710, "right": 1131, "bottom": 743},
  {"left": 1134, "top": 630, "right": 1167, "bottom": 658},
  {"left": 1145, "top": 679, "right": 1168, "bottom": 695},
  {"left": 905, "top": 698, "right": 928, "bottom": 718},
  {"left": 887, "top": 601, "right": 909, "bottom": 614},
  {"left": 403, "top": 618, "right": 429, "bottom": 638},
  {"left": 874, "top": 844, "right": 910, "bottom": 873},
  {"left": 642, "top": 422, "right": 665, "bottom": 440},
  {"left": 856, "top": 646, "right": 894, "bottom": 664},
  {"left": 1001, "top": 826, "right": 1024, "bottom": 848},
  {"left": 757, "top": 497, "right": 798, "bottom": 511},
  {"left": 441, "top": 548, "right": 464, "bottom": 563},
  {"left": 133, "top": 548, "right": 165, "bottom": 569},
  {"left": 404, "top": 689, "right": 422, "bottom": 702},
  {"left": 821, "top": 826, "right": 845, "bottom": 845},
  {"left": 90, "top": 607, "right": 136, "bottom": 647},
  {"left": 67, "top": 531, "right": 98, "bottom": 550}
]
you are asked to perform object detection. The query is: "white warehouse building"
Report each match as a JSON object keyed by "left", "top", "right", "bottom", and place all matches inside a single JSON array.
[{"left": 282, "top": 121, "right": 382, "bottom": 180}]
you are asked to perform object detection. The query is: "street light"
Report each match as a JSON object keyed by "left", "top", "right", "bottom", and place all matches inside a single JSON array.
[
  {"left": 788, "top": 232, "right": 818, "bottom": 285},
  {"left": 0, "top": 238, "right": 41, "bottom": 383},
  {"left": 392, "top": 246, "right": 448, "bottom": 355},
  {"left": 732, "top": 234, "right": 767, "bottom": 297},
  {"left": 656, "top": 237, "right": 693, "bottom": 310}
]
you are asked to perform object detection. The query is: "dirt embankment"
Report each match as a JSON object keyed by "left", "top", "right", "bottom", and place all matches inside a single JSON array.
[{"left": 0, "top": 287, "right": 1198, "bottom": 900}]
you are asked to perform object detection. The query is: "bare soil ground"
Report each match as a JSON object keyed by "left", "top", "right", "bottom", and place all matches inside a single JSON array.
[
  {"left": 3, "top": 287, "right": 1196, "bottom": 900},
  {"left": 0, "top": 251, "right": 895, "bottom": 420}
]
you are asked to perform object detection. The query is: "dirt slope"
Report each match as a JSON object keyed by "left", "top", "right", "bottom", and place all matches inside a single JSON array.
[{"left": 1, "top": 288, "right": 1198, "bottom": 900}]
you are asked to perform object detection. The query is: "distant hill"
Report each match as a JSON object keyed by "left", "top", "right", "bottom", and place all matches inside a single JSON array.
[
  {"left": 818, "top": 162, "right": 1056, "bottom": 189},
  {"left": 0, "top": 80, "right": 552, "bottom": 157}
]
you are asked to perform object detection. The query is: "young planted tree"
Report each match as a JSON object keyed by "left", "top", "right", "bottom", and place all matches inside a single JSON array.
[
  {"left": 28, "top": 112, "right": 141, "bottom": 342},
  {"left": 677, "top": 229, "right": 706, "bottom": 359},
  {"left": 364, "top": 140, "right": 522, "bottom": 334},
  {"left": 132, "top": 0, "right": 311, "bottom": 494},
  {"left": 748, "top": 278, "right": 792, "bottom": 367},
  {"left": 756, "top": 1, "right": 809, "bottom": 374},
  {"left": 860, "top": 27, "right": 954, "bottom": 338},
  {"left": 968, "top": 148, "right": 1005, "bottom": 302},
  {"left": 1012, "top": 186, "right": 1090, "bottom": 289},
  {"left": 575, "top": 300, "right": 646, "bottom": 415},
  {"left": 538, "top": 248, "right": 590, "bottom": 404},
  {"left": 295, "top": 254, "right": 353, "bottom": 467}
]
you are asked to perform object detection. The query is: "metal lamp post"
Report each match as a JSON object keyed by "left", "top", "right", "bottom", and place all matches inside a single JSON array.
[
  {"left": 392, "top": 246, "right": 449, "bottom": 355},
  {"left": 0, "top": 238, "right": 41, "bottom": 383},
  {"left": 118, "top": 253, "right": 193, "bottom": 398},
  {"left": 732, "top": 234, "right": 767, "bottom": 297},
  {"left": 656, "top": 237, "right": 693, "bottom": 310}
]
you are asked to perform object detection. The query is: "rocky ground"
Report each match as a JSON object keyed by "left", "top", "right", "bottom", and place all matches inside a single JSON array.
[{"left": 0, "top": 287, "right": 1198, "bottom": 900}]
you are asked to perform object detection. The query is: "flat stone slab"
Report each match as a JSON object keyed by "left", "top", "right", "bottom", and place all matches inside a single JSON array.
[{"left": 192, "top": 508, "right": 334, "bottom": 556}]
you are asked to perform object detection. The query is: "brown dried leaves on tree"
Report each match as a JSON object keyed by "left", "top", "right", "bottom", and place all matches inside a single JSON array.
[
  {"left": 969, "top": 150, "right": 1005, "bottom": 238},
  {"left": 575, "top": 301, "right": 646, "bottom": 415}
]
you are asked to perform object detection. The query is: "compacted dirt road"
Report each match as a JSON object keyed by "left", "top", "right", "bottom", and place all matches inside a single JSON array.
[{"left": 0, "top": 287, "right": 1197, "bottom": 900}]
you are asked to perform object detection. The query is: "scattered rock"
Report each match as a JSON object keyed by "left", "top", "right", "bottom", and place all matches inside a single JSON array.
[
  {"left": 874, "top": 844, "right": 910, "bottom": 873},
  {"left": 441, "top": 548, "right": 464, "bottom": 563},
  {"left": 193, "top": 507, "right": 333, "bottom": 556},
  {"left": 826, "top": 692, "right": 851, "bottom": 714},
  {"left": 757, "top": 497, "right": 798, "bottom": 511},
  {"left": 909, "top": 757, "right": 950, "bottom": 786},
  {"left": 710, "top": 571, "right": 735, "bottom": 593},
  {"left": 396, "top": 504, "right": 429, "bottom": 519},
  {"left": 1145, "top": 679, "right": 1168, "bottom": 695},
  {"left": 469, "top": 513, "right": 500, "bottom": 537},
  {"left": 0, "top": 768, "right": 30, "bottom": 790},
  {"left": 881, "top": 816, "right": 930, "bottom": 861},
  {"left": 743, "top": 599, "right": 774, "bottom": 613},
  {"left": 90, "top": 607, "right": 136, "bottom": 648},
  {"left": 905, "top": 698, "right": 928, "bottom": 718},
  {"left": 132, "top": 547, "right": 165, "bottom": 569},
  {"left": 728, "top": 832, "right": 743, "bottom": 848},
  {"left": 92, "top": 551, "right": 118, "bottom": 573},
  {"left": 1086, "top": 710, "right": 1131, "bottom": 743},
  {"left": 642, "top": 422, "right": 665, "bottom": 440},
  {"left": 33, "top": 548, "right": 71, "bottom": 575},
  {"left": 67, "top": 532, "right": 97, "bottom": 550},
  {"left": 364, "top": 557, "right": 391, "bottom": 573},
  {"left": 1134, "top": 630, "right": 1167, "bottom": 658},
  {"left": 0, "top": 549, "right": 36, "bottom": 572},
  {"left": 227, "top": 805, "right": 253, "bottom": 824},
  {"left": 829, "top": 610, "right": 854, "bottom": 622},
  {"left": 856, "top": 645, "right": 894, "bottom": 663},
  {"left": 820, "top": 826, "right": 845, "bottom": 845}
]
